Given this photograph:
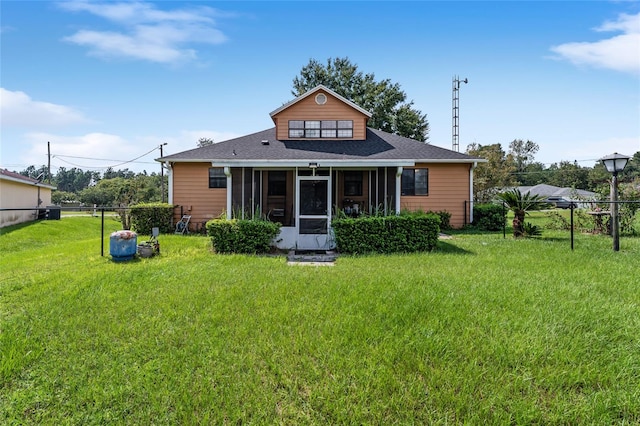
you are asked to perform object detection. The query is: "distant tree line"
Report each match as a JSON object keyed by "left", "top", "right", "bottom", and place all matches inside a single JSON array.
[
  {"left": 17, "top": 166, "right": 165, "bottom": 207},
  {"left": 466, "top": 141, "right": 640, "bottom": 202}
]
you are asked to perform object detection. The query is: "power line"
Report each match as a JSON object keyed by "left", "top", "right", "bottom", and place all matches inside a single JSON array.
[
  {"left": 51, "top": 146, "right": 160, "bottom": 170},
  {"left": 53, "top": 154, "right": 156, "bottom": 164}
]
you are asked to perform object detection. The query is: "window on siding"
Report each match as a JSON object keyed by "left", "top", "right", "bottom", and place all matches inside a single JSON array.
[
  {"left": 209, "top": 168, "right": 226, "bottom": 188},
  {"left": 268, "top": 171, "right": 287, "bottom": 196},
  {"left": 343, "top": 171, "right": 363, "bottom": 196},
  {"left": 401, "top": 169, "right": 428, "bottom": 196},
  {"left": 289, "top": 120, "right": 353, "bottom": 138},
  {"left": 289, "top": 120, "right": 304, "bottom": 138}
]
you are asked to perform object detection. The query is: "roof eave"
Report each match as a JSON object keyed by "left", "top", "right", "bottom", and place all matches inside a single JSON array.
[
  {"left": 162, "top": 158, "right": 484, "bottom": 167},
  {"left": 0, "top": 174, "right": 57, "bottom": 189}
]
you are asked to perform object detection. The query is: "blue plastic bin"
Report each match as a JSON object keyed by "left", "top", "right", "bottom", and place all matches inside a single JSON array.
[{"left": 110, "top": 230, "right": 138, "bottom": 261}]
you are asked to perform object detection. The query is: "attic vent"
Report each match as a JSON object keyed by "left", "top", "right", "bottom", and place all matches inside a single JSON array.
[
  {"left": 315, "top": 93, "right": 327, "bottom": 105},
  {"left": 261, "top": 139, "right": 269, "bottom": 145}
]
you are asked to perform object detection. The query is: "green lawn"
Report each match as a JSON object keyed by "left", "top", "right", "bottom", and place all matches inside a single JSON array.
[{"left": 1, "top": 217, "right": 639, "bottom": 424}]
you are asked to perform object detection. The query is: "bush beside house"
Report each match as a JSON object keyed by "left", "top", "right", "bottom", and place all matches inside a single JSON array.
[
  {"left": 130, "top": 203, "right": 174, "bottom": 235},
  {"left": 473, "top": 203, "right": 506, "bottom": 231},
  {"left": 206, "top": 219, "right": 280, "bottom": 254},
  {"left": 332, "top": 213, "right": 440, "bottom": 254}
]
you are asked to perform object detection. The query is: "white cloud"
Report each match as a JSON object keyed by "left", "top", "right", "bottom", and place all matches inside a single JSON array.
[
  {"left": 23, "top": 132, "right": 142, "bottom": 170},
  {"left": 59, "top": 0, "right": 228, "bottom": 64},
  {"left": 550, "top": 12, "right": 640, "bottom": 75},
  {"left": 14, "top": 129, "right": 244, "bottom": 173},
  {"left": 0, "top": 88, "right": 89, "bottom": 128}
]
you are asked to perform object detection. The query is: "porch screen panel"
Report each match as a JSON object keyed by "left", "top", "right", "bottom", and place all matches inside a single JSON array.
[
  {"left": 386, "top": 167, "right": 396, "bottom": 212},
  {"left": 299, "top": 180, "right": 328, "bottom": 215},
  {"left": 369, "top": 169, "right": 378, "bottom": 213},
  {"left": 299, "top": 218, "right": 327, "bottom": 234},
  {"left": 231, "top": 168, "right": 243, "bottom": 213},
  {"left": 377, "top": 168, "right": 387, "bottom": 213},
  {"left": 243, "top": 168, "right": 253, "bottom": 215},
  {"left": 253, "top": 170, "right": 262, "bottom": 217}
]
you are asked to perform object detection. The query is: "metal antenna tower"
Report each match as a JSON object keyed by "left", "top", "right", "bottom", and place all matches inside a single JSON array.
[{"left": 452, "top": 75, "right": 468, "bottom": 152}]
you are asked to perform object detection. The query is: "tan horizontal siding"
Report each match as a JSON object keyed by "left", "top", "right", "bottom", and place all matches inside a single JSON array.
[
  {"left": 400, "top": 163, "right": 471, "bottom": 228},
  {"left": 171, "top": 163, "right": 227, "bottom": 230},
  {"left": 273, "top": 89, "right": 368, "bottom": 140}
]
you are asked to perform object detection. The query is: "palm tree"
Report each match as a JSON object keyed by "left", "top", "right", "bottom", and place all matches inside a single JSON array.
[{"left": 497, "top": 188, "right": 546, "bottom": 237}]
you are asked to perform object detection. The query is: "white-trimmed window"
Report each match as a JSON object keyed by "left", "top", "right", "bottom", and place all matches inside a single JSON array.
[
  {"left": 209, "top": 168, "right": 226, "bottom": 188},
  {"left": 401, "top": 169, "right": 428, "bottom": 196},
  {"left": 289, "top": 120, "right": 353, "bottom": 138}
]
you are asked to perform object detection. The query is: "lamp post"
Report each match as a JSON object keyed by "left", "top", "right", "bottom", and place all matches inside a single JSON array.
[
  {"left": 160, "top": 143, "right": 168, "bottom": 203},
  {"left": 599, "top": 152, "right": 630, "bottom": 251}
]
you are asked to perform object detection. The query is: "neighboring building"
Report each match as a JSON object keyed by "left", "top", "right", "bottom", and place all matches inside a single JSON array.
[
  {"left": 516, "top": 184, "right": 597, "bottom": 208},
  {"left": 160, "top": 85, "right": 485, "bottom": 250},
  {"left": 0, "top": 169, "right": 57, "bottom": 228}
]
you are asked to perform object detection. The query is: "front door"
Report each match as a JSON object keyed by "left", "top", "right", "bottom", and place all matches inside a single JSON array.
[{"left": 296, "top": 175, "right": 332, "bottom": 250}]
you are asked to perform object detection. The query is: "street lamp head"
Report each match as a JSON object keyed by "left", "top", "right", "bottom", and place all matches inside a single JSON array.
[{"left": 600, "top": 152, "right": 630, "bottom": 174}]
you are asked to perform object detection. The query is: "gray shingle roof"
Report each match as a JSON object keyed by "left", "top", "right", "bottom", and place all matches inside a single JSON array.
[
  {"left": 161, "top": 128, "right": 484, "bottom": 165},
  {"left": 514, "top": 184, "right": 596, "bottom": 199}
]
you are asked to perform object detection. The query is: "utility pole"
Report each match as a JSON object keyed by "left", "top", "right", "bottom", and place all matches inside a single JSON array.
[
  {"left": 47, "top": 141, "right": 51, "bottom": 184},
  {"left": 160, "top": 143, "right": 167, "bottom": 203}
]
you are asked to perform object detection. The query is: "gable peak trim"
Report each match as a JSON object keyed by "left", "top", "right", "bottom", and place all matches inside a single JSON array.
[{"left": 269, "top": 84, "right": 372, "bottom": 119}]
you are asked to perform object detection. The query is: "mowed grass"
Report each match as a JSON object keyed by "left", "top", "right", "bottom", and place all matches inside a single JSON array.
[{"left": 1, "top": 217, "right": 639, "bottom": 424}]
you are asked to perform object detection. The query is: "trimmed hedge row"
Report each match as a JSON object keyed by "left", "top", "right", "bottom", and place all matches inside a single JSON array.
[
  {"left": 130, "top": 203, "right": 174, "bottom": 235},
  {"left": 332, "top": 213, "right": 440, "bottom": 254},
  {"left": 206, "top": 219, "right": 280, "bottom": 254},
  {"left": 472, "top": 203, "right": 506, "bottom": 231}
]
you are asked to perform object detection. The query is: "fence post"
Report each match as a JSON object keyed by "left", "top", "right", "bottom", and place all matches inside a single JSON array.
[
  {"left": 570, "top": 203, "right": 574, "bottom": 251},
  {"left": 101, "top": 208, "right": 105, "bottom": 257},
  {"left": 464, "top": 200, "right": 468, "bottom": 225},
  {"left": 502, "top": 202, "right": 506, "bottom": 239}
]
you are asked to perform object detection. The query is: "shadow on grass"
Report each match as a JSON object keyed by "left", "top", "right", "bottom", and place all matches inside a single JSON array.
[
  {"left": 446, "top": 228, "right": 507, "bottom": 236},
  {"left": 435, "top": 240, "right": 475, "bottom": 255},
  {"left": 0, "top": 220, "right": 43, "bottom": 236}
]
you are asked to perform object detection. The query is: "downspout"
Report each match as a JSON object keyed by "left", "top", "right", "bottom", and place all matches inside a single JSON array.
[
  {"left": 241, "top": 167, "right": 245, "bottom": 220},
  {"left": 167, "top": 162, "right": 174, "bottom": 205},
  {"left": 395, "top": 166, "right": 403, "bottom": 215},
  {"left": 224, "top": 166, "right": 232, "bottom": 219},
  {"left": 469, "top": 162, "right": 477, "bottom": 224}
]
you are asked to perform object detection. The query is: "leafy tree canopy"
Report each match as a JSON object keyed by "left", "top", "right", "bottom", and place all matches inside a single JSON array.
[
  {"left": 508, "top": 139, "right": 539, "bottom": 173},
  {"left": 466, "top": 143, "right": 516, "bottom": 202},
  {"left": 292, "top": 57, "right": 430, "bottom": 142},
  {"left": 197, "top": 137, "right": 214, "bottom": 148}
]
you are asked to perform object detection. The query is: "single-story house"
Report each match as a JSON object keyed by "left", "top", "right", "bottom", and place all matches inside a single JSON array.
[
  {"left": 159, "top": 85, "right": 485, "bottom": 250},
  {"left": 515, "top": 184, "right": 597, "bottom": 208},
  {"left": 0, "top": 168, "right": 57, "bottom": 228},
  {"left": 516, "top": 184, "right": 596, "bottom": 199}
]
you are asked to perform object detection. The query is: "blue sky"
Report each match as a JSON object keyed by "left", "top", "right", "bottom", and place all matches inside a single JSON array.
[{"left": 1, "top": 0, "right": 639, "bottom": 175}]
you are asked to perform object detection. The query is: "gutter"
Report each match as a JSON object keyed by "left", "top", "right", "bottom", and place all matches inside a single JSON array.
[
  {"left": 395, "top": 166, "right": 403, "bottom": 215},
  {"left": 158, "top": 158, "right": 485, "bottom": 166},
  {"left": 470, "top": 161, "right": 477, "bottom": 224},
  {"left": 223, "top": 166, "right": 232, "bottom": 219}
]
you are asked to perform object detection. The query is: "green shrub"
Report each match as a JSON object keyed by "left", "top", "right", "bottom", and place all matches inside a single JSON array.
[
  {"left": 430, "top": 210, "right": 452, "bottom": 230},
  {"left": 332, "top": 213, "right": 440, "bottom": 254},
  {"left": 206, "top": 219, "right": 280, "bottom": 254},
  {"left": 130, "top": 203, "right": 174, "bottom": 235},
  {"left": 473, "top": 203, "right": 506, "bottom": 231},
  {"left": 522, "top": 221, "right": 542, "bottom": 237},
  {"left": 544, "top": 210, "right": 570, "bottom": 230}
]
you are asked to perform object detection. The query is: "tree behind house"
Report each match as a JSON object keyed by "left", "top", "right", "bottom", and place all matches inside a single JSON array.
[{"left": 293, "top": 57, "right": 430, "bottom": 142}]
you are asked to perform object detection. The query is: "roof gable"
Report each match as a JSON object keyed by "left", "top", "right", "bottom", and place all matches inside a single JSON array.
[{"left": 269, "top": 85, "right": 372, "bottom": 119}]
